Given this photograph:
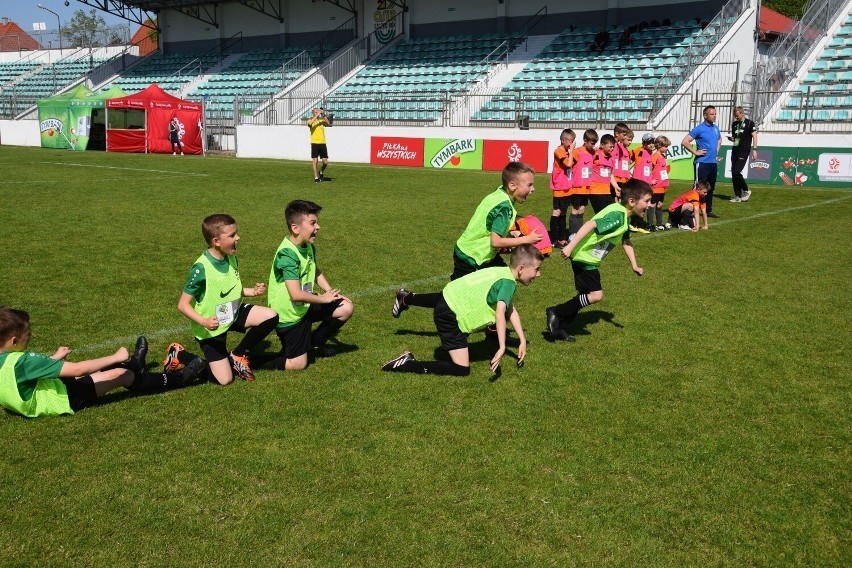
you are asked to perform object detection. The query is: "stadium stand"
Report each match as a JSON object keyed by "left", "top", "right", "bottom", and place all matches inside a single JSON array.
[
  {"left": 113, "top": 52, "right": 220, "bottom": 94},
  {"left": 472, "top": 21, "right": 704, "bottom": 124},
  {"left": 323, "top": 33, "right": 523, "bottom": 122},
  {"left": 776, "top": 10, "right": 852, "bottom": 123}
]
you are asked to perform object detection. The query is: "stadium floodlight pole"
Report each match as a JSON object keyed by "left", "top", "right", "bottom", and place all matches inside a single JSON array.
[{"left": 38, "top": 4, "right": 62, "bottom": 51}]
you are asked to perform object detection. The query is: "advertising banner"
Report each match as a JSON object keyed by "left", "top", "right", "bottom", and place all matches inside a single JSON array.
[
  {"left": 482, "top": 139, "right": 549, "bottom": 172},
  {"left": 424, "top": 138, "right": 483, "bottom": 169},
  {"left": 370, "top": 136, "right": 424, "bottom": 167},
  {"left": 718, "top": 146, "right": 852, "bottom": 188}
]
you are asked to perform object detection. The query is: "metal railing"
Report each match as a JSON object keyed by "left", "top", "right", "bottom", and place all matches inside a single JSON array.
[
  {"left": 750, "top": 0, "right": 848, "bottom": 122},
  {"left": 652, "top": 0, "right": 750, "bottom": 114},
  {"left": 86, "top": 33, "right": 154, "bottom": 89},
  {"left": 318, "top": 15, "right": 357, "bottom": 61}
]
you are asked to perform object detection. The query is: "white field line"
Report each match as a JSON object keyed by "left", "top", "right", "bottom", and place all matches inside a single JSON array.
[
  {"left": 72, "top": 273, "right": 450, "bottom": 354},
  {"left": 38, "top": 161, "right": 211, "bottom": 177},
  {"left": 68, "top": 195, "right": 852, "bottom": 354},
  {"left": 638, "top": 193, "right": 852, "bottom": 241}
]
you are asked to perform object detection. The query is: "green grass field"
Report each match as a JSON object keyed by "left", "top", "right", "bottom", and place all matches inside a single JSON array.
[{"left": 1, "top": 146, "right": 850, "bottom": 566}]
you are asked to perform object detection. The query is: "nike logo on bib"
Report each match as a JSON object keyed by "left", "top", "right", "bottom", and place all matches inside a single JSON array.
[{"left": 220, "top": 285, "right": 237, "bottom": 298}]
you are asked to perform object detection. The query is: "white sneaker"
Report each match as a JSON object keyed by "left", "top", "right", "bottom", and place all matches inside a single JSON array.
[
  {"left": 741, "top": 190, "right": 751, "bottom": 202},
  {"left": 655, "top": 225, "right": 667, "bottom": 231},
  {"left": 678, "top": 224, "right": 693, "bottom": 231},
  {"left": 180, "top": 152, "right": 184, "bottom": 156},
  {"left": 730, "top": 196, "right": 742, "bottom": 203},
  {"left": 664, "top": 222, "right": 672, "bottom": 230},
  {"left": 172, "top": 152, "right": 176, "bottom": 155}
]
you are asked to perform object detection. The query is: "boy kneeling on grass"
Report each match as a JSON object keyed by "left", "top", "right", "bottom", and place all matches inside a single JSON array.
[
  {"left": 383, "top": 244, "right": 543, "bottom": 377},
  {"left": 0, "top": 307, "right": 205, "bottom": 418},
  {"left": 546, "top": 179, "right": 652, "bottom": 342}
]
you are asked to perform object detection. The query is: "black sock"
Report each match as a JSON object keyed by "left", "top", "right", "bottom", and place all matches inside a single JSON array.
[
  {"left": 549, "top": 215, "right": 559, "bottom": 242},
  {"left": 312, "top": 317, "right": 346, "bottom": 348},
  {"left": 232, "top": 313, "right": 279, "bottom": 356},
  {"left": 569, "top": 214, "right": 584, "bottom": 238},
  {"left": 553, "top": 294, "right": 589, "bottom": 323},
  {"left": 556, "top": 214, "right": 567, "bottom": 242},
  {"left": 399, "top": 359, "right": 470, "bottom": 376},
  {"left": 177, "top": 349, "right": 199, "bottom": 366},
  {"left": 131, "top": 371, "right": 187, "bottom": 391},
  {"left": 407, "top": 292, "right": 441, "bottom": 308},
  {"left": 655, "top": 208, "right": 663, "bottom": 226},
  {"left": 645, "top": 208, "right": 654, "bottom": 227}
]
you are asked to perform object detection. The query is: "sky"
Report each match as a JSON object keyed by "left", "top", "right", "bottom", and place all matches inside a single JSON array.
[{"left": 2, "top": 0, "right": 128, "bottom": 32}]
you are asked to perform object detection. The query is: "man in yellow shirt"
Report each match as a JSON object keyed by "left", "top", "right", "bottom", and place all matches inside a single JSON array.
[{"left": 307, "top": 107, "right": 330, "bottom": 183}]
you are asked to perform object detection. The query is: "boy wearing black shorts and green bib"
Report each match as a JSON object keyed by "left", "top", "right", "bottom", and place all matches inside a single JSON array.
[
  {"left": 546, "top": 179, "right": 652, "bottom": 341},
  {"left": 170, "top": 214, "right": 279, "bottom": 384},
  {"left": 0, "top": 308, "right": 204, "bottom": 418},
  {"left": 392, "top": 161, "right": 542, "bottom": 317},
  {"left": 263, "top": 200, "right": 353, "bottom": 371},
  {"left": 383, "top": 244, "right": 543, "bottom": 377}
]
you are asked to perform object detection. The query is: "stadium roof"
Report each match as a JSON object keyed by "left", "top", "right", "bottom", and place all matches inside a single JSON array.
[{"left": 759, "top": 6, "right": 796, "bottom": 37}]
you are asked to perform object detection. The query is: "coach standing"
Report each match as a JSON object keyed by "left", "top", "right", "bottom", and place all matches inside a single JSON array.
[
  {"left": 682, "top": 105, "right": 722, "bottom": 217},
  {"left": 729, "top": 106, "right": 758, "bottom": 203}
]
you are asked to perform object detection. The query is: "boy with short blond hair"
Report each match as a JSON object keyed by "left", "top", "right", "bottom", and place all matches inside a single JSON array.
[
  {"left": 383, "top": 244, "right": 543, "bottom": 377},
  {"left": 393, "top": 161, "right": 541, "bottom": 316},
  {"left": 0, "top": 308, "right": 203, "bottom": 418},
  {"left": 172, "top": 214, "right": 279, "bottom": 384},
  {"left": 546, "top": 179, "right": 652, "bottom": 341},
  {"left": 263, "top": 200, "right": 354, "bottom": 371},
  {"left": 648, "top": 135, "right": 672, "bottom": 231}
]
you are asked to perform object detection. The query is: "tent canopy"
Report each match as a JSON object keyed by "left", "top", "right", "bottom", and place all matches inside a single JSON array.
[
  {"left": 106, "top": 83, "right": 204, "bottom": 154},
  {"left": 37, "top": 83, "right": 126, "bottom": 150}
]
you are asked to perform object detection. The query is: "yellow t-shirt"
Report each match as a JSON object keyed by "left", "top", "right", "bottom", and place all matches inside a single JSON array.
[{"left": 308, "top": 118, "right": 327, "bottom": 144}]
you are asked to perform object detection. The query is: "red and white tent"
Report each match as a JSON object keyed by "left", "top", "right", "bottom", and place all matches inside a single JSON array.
[{"left": 105, "top": 83, "right": 204, "bottom": 155}]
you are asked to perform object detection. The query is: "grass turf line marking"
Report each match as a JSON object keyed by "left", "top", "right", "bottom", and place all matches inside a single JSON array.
[
  {"left": 69, "top": 197, "right": 852, "bottom": 354},
  {"left": 639, "top": 194, "right": 852, "bottom": 240},
  {"left": 71, "top": 274, "right": 450, "bottom": 354},
  {"left": 39, "top": 162, "right": 210, "bottom": 177}
]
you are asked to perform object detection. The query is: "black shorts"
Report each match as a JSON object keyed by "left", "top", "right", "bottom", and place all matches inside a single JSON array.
[
  {"left": 651, "top": 193, "right": 666, "bottom": 205},
  {"left": 450, "top": 250, "right": 506, "bottom": 281},
  {"left": 570, "top": 192, "right": 589, "bottom": 208},
  {"left": 433, "top": 296, "right": 468, "bottom": 352},
  {"left": 572, "top": 261, "right": 603, "bottom": 294},
  {"left": 669, "top": 206, "right": 688, "bottom": 225},
  {"left": 552, "top": 195, "right": 570, "bottom": 212},
  {"left": 61, "top": 375, "right": 98, "bottom": 412},
  {"left": 196, "top": 303, "right": 254, "bottom": 362},
  {"left": 311, "top": 143, "right": 328, "bottom": 159},
  {"left": 589, "top": 194, "right": 613, "bottom": 213},
  {"left": 276, "top": 299, "right": 343, "bottom": 359}
]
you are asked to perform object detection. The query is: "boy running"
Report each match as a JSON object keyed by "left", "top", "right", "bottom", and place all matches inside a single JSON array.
[{"left": 546, "top": 179, "right": 652, "bottom": 341}]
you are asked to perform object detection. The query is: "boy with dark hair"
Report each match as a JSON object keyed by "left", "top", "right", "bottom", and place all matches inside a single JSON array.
[
  {"left": 383, "top": 244, "right": 544, "bottom": 377},
  {"left": 546, "top": 179, "right": 652, "bottom": 341},
  {"left": 668, "top": 180, "right": 710, "bottom": 232},
  {"left": 648, "top": 135, "right": 672, "bottom": 231},
  {"left": 0, "top": 307, "right": 203, "bottom": 418},
  {"left": 262, "top": 199, "right": 353, "bottom": 371},
  {"left": 589, "top": 133, "right": 620, "bottom": 213},
  {"left": 170, "top": 214, "right": 279, "bottom": 384},
  {"left": 569, "top": 129, "right": 598, "bottom": 238},
  {"left": 550, "top": 128, "right": 575, "bottom": 247},
  {"left": 392, "top": 161, "right": 541, "bottom": 317},
  {"left": 612, "top": 123, "right": 631, "bottom": 189}
]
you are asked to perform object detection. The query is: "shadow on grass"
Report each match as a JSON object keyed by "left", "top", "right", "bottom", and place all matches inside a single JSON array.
[{"left": 539, "top": 309, "right": 623, "bottom": 343}]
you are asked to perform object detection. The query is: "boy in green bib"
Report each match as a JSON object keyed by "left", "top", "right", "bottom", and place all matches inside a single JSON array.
[
  {"left": 546, "top": 179, "right": 652, "bottom": 341},
  {"left": 392, "top": 161, "right": 543, "bottom": 317},
  {"left": 262, "top": 200, "right": 353, "bottom": 371},
  {"left": 382, "top": 244, "right": 543, "bottom": 377},
  {"left": 169, "top": 214, "right": 279, "bottom": 384},
  {"left": 0, "top": 308, "right": 204, "bottom": 418}
]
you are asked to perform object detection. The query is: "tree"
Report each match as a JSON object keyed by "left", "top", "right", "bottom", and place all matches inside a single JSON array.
[
  {"left": 61, "top": 8, "right": 107, "bottom": 48},
  {"left": 762, "top": 0, "right": 809, "bottom": 19}
]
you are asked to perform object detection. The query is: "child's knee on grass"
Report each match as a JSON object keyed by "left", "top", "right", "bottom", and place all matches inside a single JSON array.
[
  {"left": 208, "top": 359, "right": 234, "bottom": 385},
  {"left": 287, "top": 354, "right": 309, "bottom": 371},
  {"left": 334, "top": 298, "right": 354, "bottom": 321}
]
